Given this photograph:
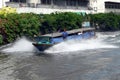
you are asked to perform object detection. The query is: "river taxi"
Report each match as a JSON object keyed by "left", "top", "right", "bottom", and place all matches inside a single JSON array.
[{"left": 32, "top": 28, "right": 95, "bottom": 51}]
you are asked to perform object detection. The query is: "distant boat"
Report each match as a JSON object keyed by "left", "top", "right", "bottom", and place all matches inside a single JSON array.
[{"left": 32, "top": 28, "right": 95, "bottom": 52}]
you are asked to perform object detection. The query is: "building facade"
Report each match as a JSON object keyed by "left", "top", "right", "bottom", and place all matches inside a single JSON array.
[
  {"left": 104, "top": 0, "right": 120, "bottom": 13},
  {"left": 1, "top": 0, "right": 120, "bottom": 14},
  {"left": 0, "top": 0, "right": 9, "bottom": 8}
]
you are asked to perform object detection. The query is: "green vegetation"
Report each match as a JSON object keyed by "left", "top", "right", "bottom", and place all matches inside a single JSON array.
[
  {"left": 39, "top": 12, "right": 84, "bottom": 34},
  {"left": 0, "top": 7, "right": 16, "bottom": 16},
  {"left": 0, "top": 35, "right": 3, "bottom": 45},
  {"left": 0, "top": 12, "right": 120, "bottom": 45},
  {"left": 90, "top": 12, "right": 120, "bottom": 31},
  {"left": 0, "top": 13, "right": 40, "bottom": 44}
]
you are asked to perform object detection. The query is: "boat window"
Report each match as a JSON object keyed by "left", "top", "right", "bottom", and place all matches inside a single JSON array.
[
  {"left": 34, "top": 37, "right": 50, "bottom": 42},
  {"left": 39, "top": 37, "right": 50, "bottom": 42}
]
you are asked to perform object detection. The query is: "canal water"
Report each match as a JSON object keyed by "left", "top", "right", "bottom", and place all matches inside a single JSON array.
[{"left": 0, "top": 32, "right": 120, "bottom": 80}]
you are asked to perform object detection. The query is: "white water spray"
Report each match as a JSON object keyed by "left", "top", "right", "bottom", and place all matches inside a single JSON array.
[
  {"left": 1, "top": 37, "right": 36, "bottom": 54},
  {"left": 45, "top": 33, "right": 119, "bottom": 53},
  {"left": 0, "top": 33, "right": 119, "bottom": 54}
]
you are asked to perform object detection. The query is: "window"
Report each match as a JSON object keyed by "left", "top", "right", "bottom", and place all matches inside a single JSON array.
[
  {"left": 94, "top": 7, "right": 97, "bottom": 11},
  {"left": 78, "top": 0, "right": 88, "bottom": 6},
  {"left": 41, "top": 0, "right": 51, "bottom": 5},
  {"left": 105, "top": 2, "right": 120, "bottom": 9},
  {"left": 66, "top": 0, "right": 76, "bottom": 6},
  {"left": 20, "top": 0, "right": 26, "bottom": 3},
  {"left": 10, "top": 0, "right": 18, "bottom": 2},
  {"left": 10, "top": 0, "right": 26, "bottom": 3}
]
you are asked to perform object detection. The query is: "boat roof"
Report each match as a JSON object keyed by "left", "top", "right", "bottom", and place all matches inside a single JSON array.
[
  {"left": 34, "top": 36, "right": 52, "bottom": 38},
  {"left": 42, "top": 28, "right": 95, "bottom": 38}
]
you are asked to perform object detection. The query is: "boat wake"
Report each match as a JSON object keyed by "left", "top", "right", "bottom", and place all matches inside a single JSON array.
[
  {"left": 0, "top": 37, "right": 37, "bottom": 55},
  {"left": 0, "top": 32, "right": 119, "bottom": 55},
  {"left": 45, "top": 33, "right": 119, "bottom": 53}
]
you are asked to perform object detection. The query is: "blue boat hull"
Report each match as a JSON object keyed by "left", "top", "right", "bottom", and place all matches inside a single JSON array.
[
  {"left": 32, "top": 30, "right": 95, "bottom": 52},
  {"left": 32, "top": 43, "right": 53, "bottom": 51},
  {"left": 52, "top": 31, "right": 95, "bottom": 43}
]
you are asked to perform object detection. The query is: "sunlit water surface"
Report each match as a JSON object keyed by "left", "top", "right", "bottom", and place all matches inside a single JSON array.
[{"left": 0, "top": 32, "right": 120, "bottom": 80}]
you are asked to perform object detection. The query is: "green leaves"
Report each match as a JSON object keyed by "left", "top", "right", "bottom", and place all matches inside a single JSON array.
[
  {"left": 0, "top": 12, "right": 120, "bottom": 45},
  {"left": 90, "top": 13, "right": 120, "bottom": 31},
  {"left": 0, "top": 13, "right": 40, "bottom": 44},
  {"left": 0, "top": 35, "right": 3, "bottom": 45},
  {"left": 39, "top": 12, "right": 84, "bottom": 34}
]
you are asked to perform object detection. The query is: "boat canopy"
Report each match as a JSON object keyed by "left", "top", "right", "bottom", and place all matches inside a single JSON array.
[
  {"left": 43, "top": 28, "right": 95, "bottom": 38},
  {"left": 33, "top": 36, "right": 52, "bottom": 43}
]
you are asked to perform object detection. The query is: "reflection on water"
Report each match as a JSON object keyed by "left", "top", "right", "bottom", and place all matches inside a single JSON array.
[{"left": 0, "top": 32, "right": 120, "bottom": 80}]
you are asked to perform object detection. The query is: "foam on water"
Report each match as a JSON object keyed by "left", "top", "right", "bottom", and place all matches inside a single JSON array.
[
  {"left": 1, "top": 37, "right": 36, "bottom": 54},
  {"left": 45, "top": 33, "right": 119, "bottom": 53},
  {"left": 0, "top": 33, "right": 119, "bottom": 54},
  {"left": 97, "top": 33, "right": 116, "bottom": 39},
  {"left": 45, "top": 39, "right": 117, "bottom": 53}
]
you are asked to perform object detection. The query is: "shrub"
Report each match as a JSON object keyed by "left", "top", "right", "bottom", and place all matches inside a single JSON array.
[
  {"left": 39, "top": 12, "right": 84, "bottom": 34},
  {"left": 89, "top": 12, "right": 120, "bottom": 31},
  {"left": 0, "top": 12, "right": 120, "bottom": 45},
  {"left": 0, "top": 35, "right": 3, "bottom": 45}
]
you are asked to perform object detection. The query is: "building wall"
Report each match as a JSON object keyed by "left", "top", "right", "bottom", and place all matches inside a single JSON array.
[
  {"left": 2, "top": 0, "right": 120, "bottom": 13},
  {"left": 89, "top": 0, "right": 120, "bottom": 13},
  {"left": 0, "top": 0, "right": 9, "bottom": 8},
  {"left": 105, "top": 0, "right": 120, "bottom": 3},
  {"left": 0, "top": 0, "right": 2, "bottom": 8},
  {"left": 27, "top": 0, "right": 40, "bottom": 4},
  {"left": 104, "top": 0, "right": 120, "bottom": 13},
  {"left": 89, "top": 0, "right": 105, "bottom": 13},
  {"left": 16, "top": 7, "right": 91, "bottom": 14},
  {"left": 97, "top": 0, "right": 120, "bottom": 13}
]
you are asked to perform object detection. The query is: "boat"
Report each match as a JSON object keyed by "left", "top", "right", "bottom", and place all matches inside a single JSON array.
[{"left": 32, "top": 28, "right": 96, "bottom": 52}]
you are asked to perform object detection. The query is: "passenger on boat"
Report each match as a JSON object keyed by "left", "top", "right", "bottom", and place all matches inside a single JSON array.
[{"left": 61, "top": 29, "right": 68, "bottom": 40}]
